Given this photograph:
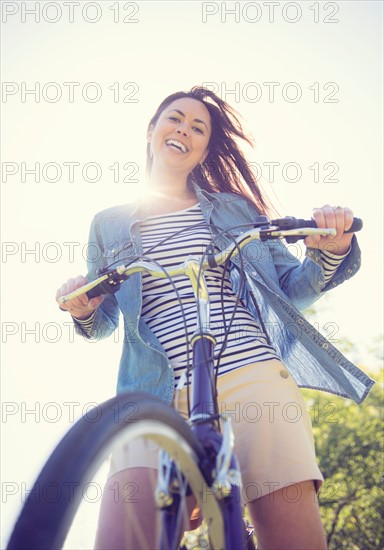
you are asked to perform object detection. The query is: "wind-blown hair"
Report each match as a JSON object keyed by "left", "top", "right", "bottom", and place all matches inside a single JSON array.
[{"left": 145, "top": 85, "right": 273, "bottom": 215}]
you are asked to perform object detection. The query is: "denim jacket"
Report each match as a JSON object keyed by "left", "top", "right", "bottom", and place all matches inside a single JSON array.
[{"left": 74, "top": 182, "right": 374, "bottom": 405}]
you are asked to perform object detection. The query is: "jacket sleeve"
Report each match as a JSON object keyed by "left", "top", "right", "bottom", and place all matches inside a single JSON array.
[
  {"left": 72, "top": 215, "right": 120, "bottom": 340},
  {"left": 265, "top": 235, "right": 361, "bottom": 310},
  {"left": 242, "top": 198, "right": 362, "bottom": 311}
]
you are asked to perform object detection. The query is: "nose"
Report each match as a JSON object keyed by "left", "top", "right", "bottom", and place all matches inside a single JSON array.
[{"left": 176, "top": 123, "right": 189, "bottom": 137}]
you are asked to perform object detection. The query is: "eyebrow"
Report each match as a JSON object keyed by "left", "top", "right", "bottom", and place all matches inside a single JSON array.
[{"left": 168, "top": 109, "right": 209, "bottom": 130}]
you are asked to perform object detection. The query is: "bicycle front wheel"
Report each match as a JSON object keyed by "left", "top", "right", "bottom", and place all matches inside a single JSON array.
[{"left": 7, "top": 392, "right": 226, "bottom": 550}]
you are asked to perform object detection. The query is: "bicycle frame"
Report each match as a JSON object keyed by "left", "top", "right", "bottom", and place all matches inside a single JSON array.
[{"left": 157, "top": 257, "right": 246, "bottom": 548}]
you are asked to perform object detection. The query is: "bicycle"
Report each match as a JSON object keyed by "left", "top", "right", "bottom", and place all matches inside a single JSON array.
[{"left": 6, "top": 214, "right": 362, "bottom": 550}]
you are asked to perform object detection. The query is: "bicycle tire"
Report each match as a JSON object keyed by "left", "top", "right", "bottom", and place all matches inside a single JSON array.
[{"left": 7, "top": 392, "right": 227, "bottom": 550}]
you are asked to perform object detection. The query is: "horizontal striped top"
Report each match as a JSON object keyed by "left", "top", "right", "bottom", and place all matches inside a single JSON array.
[
  {"left": 139, "top": 204, "right": 281, "bottom": 386},
  {"left": 76, "top": 204, "right": 348, "bottom": 387}
]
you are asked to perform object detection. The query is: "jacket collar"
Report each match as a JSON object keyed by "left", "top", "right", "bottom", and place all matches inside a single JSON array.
[{"left": 191, "top": 180, "right": 216, "bottom": 203}]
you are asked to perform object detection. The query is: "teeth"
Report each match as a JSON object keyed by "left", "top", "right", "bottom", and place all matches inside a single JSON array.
[{"left": 166, "top": 139, "right": 188, "bottom": 153}]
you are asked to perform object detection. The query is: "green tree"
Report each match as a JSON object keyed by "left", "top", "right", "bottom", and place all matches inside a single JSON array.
[{"left": 302, "top": 368, "right": 383, "bottom": 549}]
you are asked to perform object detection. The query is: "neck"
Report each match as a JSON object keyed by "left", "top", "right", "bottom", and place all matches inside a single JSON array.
[
  {"left": 143, "top": 168, "right": 199, "bottom": 215},
  {"left": 148, "top": 165, "right": 195, "bottom": 200}
]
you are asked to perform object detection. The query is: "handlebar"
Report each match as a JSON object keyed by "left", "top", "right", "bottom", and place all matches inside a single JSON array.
[{"left": 58, "top": 215, "right": 362, "bottom": 304}]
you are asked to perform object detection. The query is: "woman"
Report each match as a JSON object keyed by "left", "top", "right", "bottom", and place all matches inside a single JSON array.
[{"left": 56, "top": 86, "right": 374, "bottom": 549}]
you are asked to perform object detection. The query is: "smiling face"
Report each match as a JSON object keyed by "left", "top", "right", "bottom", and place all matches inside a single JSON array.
[{"left": 146, "top": 97, "right": 212, "bottom": 177}]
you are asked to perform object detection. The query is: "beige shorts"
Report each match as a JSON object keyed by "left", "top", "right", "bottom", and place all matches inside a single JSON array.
[{"left": 108, "top": 359, "right": 324, "bottom": 503}]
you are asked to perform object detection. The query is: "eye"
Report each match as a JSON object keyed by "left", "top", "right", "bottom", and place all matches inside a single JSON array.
[
  {"left": 193, "top": 126, "right": 204, "bottom": 134},
  {"left": 168, "top": 116, "right": 180, "bottom": 122}
]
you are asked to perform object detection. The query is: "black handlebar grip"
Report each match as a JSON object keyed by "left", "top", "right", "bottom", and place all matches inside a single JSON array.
[
  {"left": 275, "top": 217, "right": 363, "bottom": 233},
  {"left": 351, "top": 217, "right": 363, "bottom": 232},
  {"left": 86, "top": 279, "right": 121, "bottom": 299},
  {"left": 86, "top": 285, "right": 103, "bottom": 299},
  {"left": 300, "top": 217, "right": 363, "bottom": 233}
]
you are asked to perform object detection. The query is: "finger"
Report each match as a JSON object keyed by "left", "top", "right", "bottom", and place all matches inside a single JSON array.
[
  {"left": 312, "top": 207, "right": 325, "bottom": 228},
  {"left": 343, "top": 207, "right": 354, "bottom": 232},
  {"left": 56, "top": 282, "right": 72, "bottom": 309},
  {"left": 333, "top": 206, "right": 346, "bottom": 239},
  {"left": 89, "top": 295, "right": 106, "bottom": 309},
  {"left": 304, "top": 234, "right": 320, "bottom": 248},
  {"left": 312, "top": 206, "right": 331, "bottom": 229},
  {"left": 72, "top": 275, "right": 90, "bottom": 307},
  {"left": 333, "top": 206, "right": 354, "bottom": 237},
  {"left": 309, "top": 206, "right": 332, "bottom": 247},
  {"left": 321, "top": 204, "right": 337, "bottom": 231},
  {"left": 55, "top": 287, "right": 64, "bottom": 301},
  {"left": 60, "top": 279, "right": 87, "bottom": 309},
  {"left": 56, "top": 276, "right": 90, "bottom": 311}
]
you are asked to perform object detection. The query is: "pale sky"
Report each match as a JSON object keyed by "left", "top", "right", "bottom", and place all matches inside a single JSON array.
[{"left": 1, "top": 1, "right": 383, "bottom": 547}]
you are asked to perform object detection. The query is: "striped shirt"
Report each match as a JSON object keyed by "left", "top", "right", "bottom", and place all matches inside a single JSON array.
[
  {"left": 321, "top": 247, "right": 350, "bottom": 283},
  {"left": 139, "top": 204, "right": 281, "bottom": 386},
  {"left": 76, "top": 204, "right": 348, "bottom": 386}
]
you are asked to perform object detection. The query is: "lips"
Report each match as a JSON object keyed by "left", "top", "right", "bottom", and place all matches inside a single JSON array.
[{"left": 165, "top": 139, "right": 189, "bottom": 153}]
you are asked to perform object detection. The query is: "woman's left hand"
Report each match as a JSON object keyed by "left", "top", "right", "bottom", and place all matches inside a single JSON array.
[{"left": 304, "top": 205, "right": 354, "bottom": 255}]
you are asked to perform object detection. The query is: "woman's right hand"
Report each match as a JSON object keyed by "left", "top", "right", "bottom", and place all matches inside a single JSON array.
[{"left": 56, "top": 275, "right": 106, "bottom": 320}]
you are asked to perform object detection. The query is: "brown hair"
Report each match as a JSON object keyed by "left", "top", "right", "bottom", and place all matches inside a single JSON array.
[{"left": 146, "top": 85, "right": 273, "bottom": 215}]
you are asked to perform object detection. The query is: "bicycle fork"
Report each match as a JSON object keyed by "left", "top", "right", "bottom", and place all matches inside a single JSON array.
[{"left": 190, "top": 335, "right": 246, "bottom": 549}]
